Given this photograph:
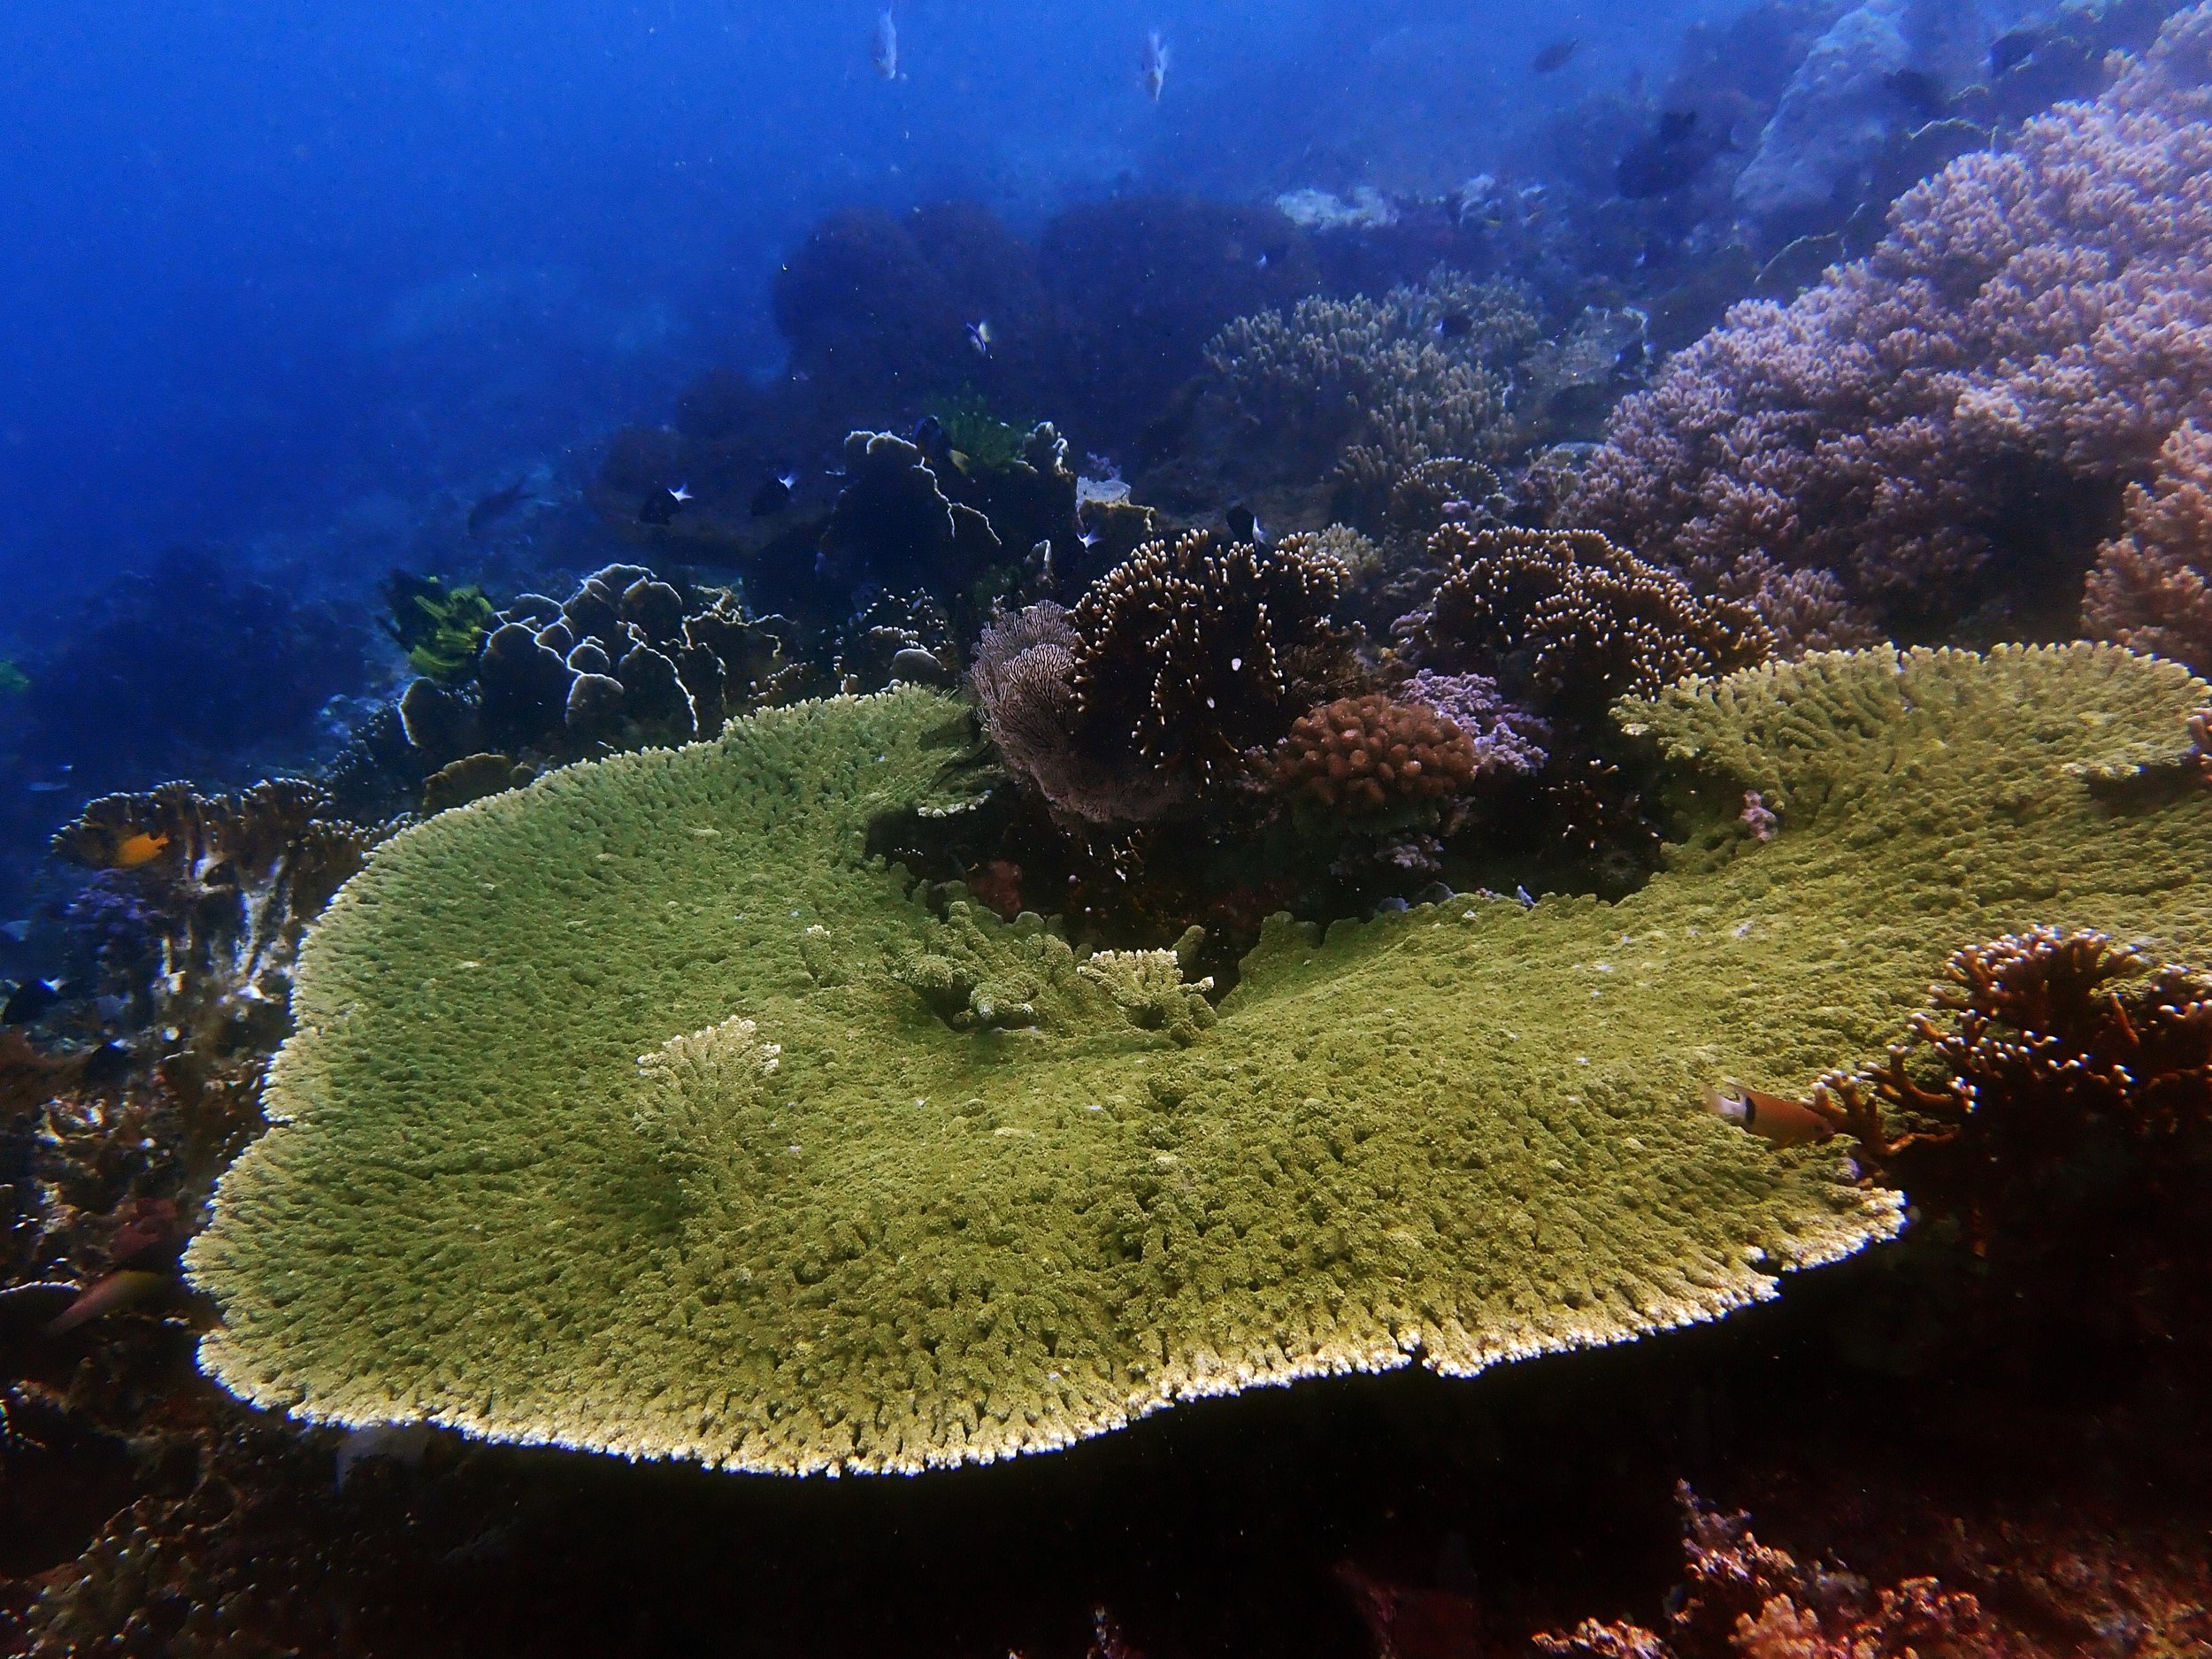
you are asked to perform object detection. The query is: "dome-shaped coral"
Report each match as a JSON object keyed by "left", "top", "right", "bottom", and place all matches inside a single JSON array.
[{"left": 1270, "top": 693, "right": 1478, "bottom": 812}]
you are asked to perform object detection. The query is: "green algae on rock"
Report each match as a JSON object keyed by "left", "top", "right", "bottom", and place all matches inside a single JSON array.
[{"left": 187, "top": 649, "right": 2212, "bottom": 1474}]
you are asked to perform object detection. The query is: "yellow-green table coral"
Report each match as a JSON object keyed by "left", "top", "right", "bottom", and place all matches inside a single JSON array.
[{"left": 188, "top": 647, "right": 2212, "bottom": 1475}]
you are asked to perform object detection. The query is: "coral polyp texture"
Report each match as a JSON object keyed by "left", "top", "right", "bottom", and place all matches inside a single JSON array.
[
  {"left": 186, "top": 647, "right": 2212, "bottom": 1476},
  {"left": 1568, "top": 2, "right": 2212, "bottom": 641},
  {"left": 1270, "top": 694, "right": 1479, "bottom": 812}
]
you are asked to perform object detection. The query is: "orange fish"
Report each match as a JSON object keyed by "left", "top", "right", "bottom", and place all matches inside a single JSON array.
[
  {"left": 112, "top": 830, "right": 171, "bottom": 869},
  {"left": 1705, "top": 1083, "right": 1835, "bottom": 1147}
]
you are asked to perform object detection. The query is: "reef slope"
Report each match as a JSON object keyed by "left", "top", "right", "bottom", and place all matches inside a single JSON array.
[{"left": 188, "top": 648, "right": 2212, "bottom": 1474}]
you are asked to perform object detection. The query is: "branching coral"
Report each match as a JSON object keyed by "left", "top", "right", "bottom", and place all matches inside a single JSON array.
[
  {"left": 1535, "top": 1486, "right": 2001, "bottom": 1659},
  {"left": 1402, "top": 526, "right": 1772, "bottom": 718},
  {"left": 1569, "top": 3, "right": 2212, "bottom": 638},
  {"left": 185, "top": 645, "right": 2212, "bottom": 1476},
  {"left": 1269, "top": 694, "right": 1479, "bottom": 813},
  {"left": 1402, "top": 671, "right": 1549, "bottom": 776},
  {"left": 1067, "top": 530, "right": 1348, "bottom": 784},
  {"left": 2082, "top": 420, "right": 2212, "bottom": 668},
  {"left": 1203, "top": 273, "right": 1524, "bottom": 487}
]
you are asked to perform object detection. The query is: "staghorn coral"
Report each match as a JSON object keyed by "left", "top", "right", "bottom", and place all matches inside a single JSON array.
[
  {"left": 183, "top": 644, "right": 2212, "bottom": 1476},
  {"left": 1402, "top": 526, "right": 1772, "bottom": 719},
  {"left": 1571, "top": 3, "right": 2212, "bottom": 636},
  {"left": 1067, "top": 530, "right": 1348, "bottom": 785},
  {"left": 1269, "top": 694, "right": 1479, "bottom": 813}
]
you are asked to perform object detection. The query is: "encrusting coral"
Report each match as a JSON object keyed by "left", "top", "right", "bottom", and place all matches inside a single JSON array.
[
  {"left": 184, "top": 643, "right": 2212, "bottom": 1477},
  {"left": 1568, "top": 2, "right": 2212, "bottom": 642}
]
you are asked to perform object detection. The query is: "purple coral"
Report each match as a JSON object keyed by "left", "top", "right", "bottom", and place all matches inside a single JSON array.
[
  {"left": 1569, "top": 3, "right": 2212, "bottom": 640},
  {"left": 1402, "top": 670, "right": 1549, "bottom": 776}
]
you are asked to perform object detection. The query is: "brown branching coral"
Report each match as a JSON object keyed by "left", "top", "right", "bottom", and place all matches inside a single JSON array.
[
  {"left": 1401, "top": 526, "right": 1772, "bottom": 718},
  {"left": 1534, "top": 1486, "right": 2006, "bottom": 1659},
  {"left": 1269, "top": 694, "right": 1478, "bottom": 813},
  {"left": 1068, "top": 529, "right": 1348, "bottom": 783},
  {"left": 54, "top": 781, "right": 390, "bottom": 1068},
  {"left": 2083, "top": 420, "right": 2212, "bottom": 670}
]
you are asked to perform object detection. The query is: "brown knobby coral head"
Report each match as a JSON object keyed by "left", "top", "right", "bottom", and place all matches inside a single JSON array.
[
  {"left": 1069, "top": 528, "right": 1348, "bottom": 780},
  {"left": 1402, "top": 525, "right": 1770, "bottom": 718},
  {"left": 1271, "top": 693, "right": 1478, "bottom": 813}
]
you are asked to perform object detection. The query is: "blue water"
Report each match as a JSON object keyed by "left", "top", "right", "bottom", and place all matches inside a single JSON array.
[{"left": 0, "top": 0, "right": 1684, "bottom": 619}]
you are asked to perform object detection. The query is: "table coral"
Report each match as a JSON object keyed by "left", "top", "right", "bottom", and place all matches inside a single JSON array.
[
  {"left": 186, "top": 646, "right": 2212, "bottom": 1476},
  {"left": 1568, "top": 2, "right": 2212, "bottom": 641}
]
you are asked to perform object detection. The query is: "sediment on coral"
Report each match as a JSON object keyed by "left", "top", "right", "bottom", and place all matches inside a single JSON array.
[
  {"left": 183, "top": 644, "right": 2212, "bottom": 1477},
  {"left": 1568, "top": 2, "right": 2212, "bottom": 643}
]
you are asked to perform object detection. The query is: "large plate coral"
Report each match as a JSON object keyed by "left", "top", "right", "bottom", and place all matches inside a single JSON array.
[{"left": 187, "top": 646, "right": 2212, "bottom": 1474}]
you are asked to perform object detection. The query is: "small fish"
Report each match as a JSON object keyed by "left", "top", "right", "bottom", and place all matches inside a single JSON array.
[
  {"left": 637, "top": 484, "right": 691, "bottom": 526},
  {"left": 465, "top": 480, "right": 527, "bottom": 539},
  {"left": 749, "top": 469, "right": 800, "bottom": 518},
  {"left": 1531, "top": 37, "right": 1579, "bottom": 73},
  {"left": 1705, "top": 1084, "right": 1834, "bottom": 1148},
  {"left": 1141, "top": 29, "right": 1169, "bottom": 102},
  {"left": 44, "top": 1269, "right": 166, "bottom": 1336},
  {"left": 112, "top": 829, "right": 171, "bottom": 869},
  {"left": 872, "top": 8, "right": 899, "bottom": 81},
  {"left": 965, "top": 318, "right": 993, "bottom": 357},
  {"left": 2, "top": 978, "right": 60, "bottom": 1024},
  {"left": 1432, "top": 311, "right": 1475, "bottom": 341},
  {"left": 1616, "top": 109, "right": 1734, "bottom": 198},
  {"left": 24, "top": 781, "right": 68, "bottom": 794},
  {"left": 1883, "top": 66, "right": 1947, "bottom": 119},
  {"left": 1990, "top": 28, "right": 2040, "bottom": 73}
]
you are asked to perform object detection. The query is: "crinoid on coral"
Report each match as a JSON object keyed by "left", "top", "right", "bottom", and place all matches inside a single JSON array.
[
  {"left": 1068, "top": 529, "right": 1349, "bottom": 785},
  {"left": 186, "top": 644, "right": 2212, "bottom": 1476},
  {"left": 1269, "top": 693, "right": 1479, "bottom": 814},
  {"left": 1402, "top": 526, "right": 1772, "bottom": 721},
  {"left": 1568, "top": 3, "right": 2212, "bottom": 641}
]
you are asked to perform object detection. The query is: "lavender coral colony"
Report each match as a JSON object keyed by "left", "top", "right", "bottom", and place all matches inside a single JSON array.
[{"left": 20, "top": 4, "right": 2212, "bottom": 1650}]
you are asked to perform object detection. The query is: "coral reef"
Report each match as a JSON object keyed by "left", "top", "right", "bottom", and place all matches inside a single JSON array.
[
  {"left": 1535, "top": 1485, "right": 2001, "bottom": 1659},
  {"left": 1569, "top": 4, "right": 2212, "bottom": 641},
  {"left": 1067, "top": 530, "right": 1350, "bottom": 785},
  {"left": 182, "top": 644, "right": 2212, "bottom": 1476},
  {"left": 381, "top": 572, "right": 495, "bottom": 684},
  {"left": 2081, "top": 420, "right": 2212, "bottom": 667},
  {"left": 1268, "top": 694, "right": 1479, "bottom": 814},
  {"left": 817, "top": 429, "right": 1002, "bottom": 595},
  {"left": 1400, "top": 526, "right": 1771, "bottom": 719},
  {"left": 349, "top": 562, "right": 810, "bottom": 817}
]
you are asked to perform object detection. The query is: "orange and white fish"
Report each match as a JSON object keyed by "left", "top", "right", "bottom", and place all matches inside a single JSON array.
[
  {"left": 1141, "top": 30, "right": 1169, "bottom": 102},
  {"left": 872, "top": 8, "right": 899, "bottom": 81},
  {"left": 1705, "top": 1083, "right": 1834, "bottom": 1148}
]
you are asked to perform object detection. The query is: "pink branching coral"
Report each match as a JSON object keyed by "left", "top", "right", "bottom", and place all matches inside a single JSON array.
[
  {"left": 1270, "top": 694, "right": 1478, "bottom": 813},
  {"left": 1533, "top": 1486, "right": 2005, "bottom": 1659},
  {"left": 2083, "top": 421, "right": 2212, "bottom": 667},
  {"left": 1569, "top": 4, "right": 2212, "bottom": 641}
]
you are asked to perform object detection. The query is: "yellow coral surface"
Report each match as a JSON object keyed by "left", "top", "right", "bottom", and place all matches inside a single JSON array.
[{"left": 188, "top": 649, "right": 2212, "bottom": 1474}]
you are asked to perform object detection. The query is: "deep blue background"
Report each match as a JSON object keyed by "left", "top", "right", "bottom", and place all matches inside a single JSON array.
[{"left": 0, "top": 0, "right": 1689, "bottom": 618}]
